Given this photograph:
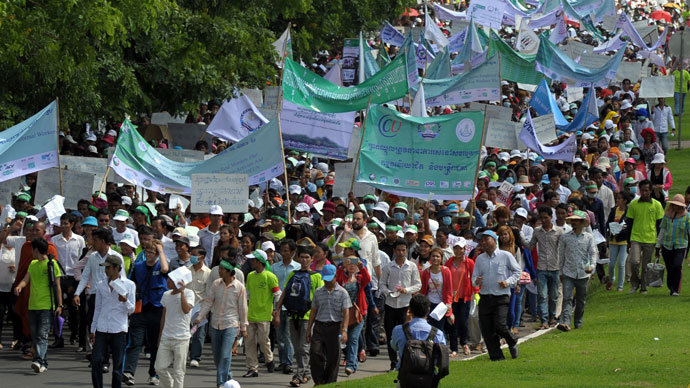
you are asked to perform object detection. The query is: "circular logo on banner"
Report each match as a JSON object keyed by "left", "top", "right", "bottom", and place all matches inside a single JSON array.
[
  {"left": 377, "top": 115, "right": 402, "bottom": 138},
  {"left": 138, "top": 141, "right": 148, "bottom": 152},
  {"left": 417, "top": 123, "right": 441, "bottom": 141},
  {"left": 240, "top": 109, "right": 264, "bottom": 132},
  {"left": 455, "top": 119, "right": 475, "bottom": 143}
]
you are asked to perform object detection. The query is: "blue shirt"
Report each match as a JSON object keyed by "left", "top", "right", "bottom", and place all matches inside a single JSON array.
[
  {"left": 272, "top": 258, "right": 301, "bottom": 290},
  {"left": 390, "top": 317, "right": 447, "bottom": 369},
  {"left": 472, "top": 248, "right": 521, "bottom": 296},
  {"left": 131, "top": 258, "right": 168, "bottom": 308}
]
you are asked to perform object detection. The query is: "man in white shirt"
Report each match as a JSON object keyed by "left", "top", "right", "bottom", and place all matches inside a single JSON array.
[
  {"left": 111, "top": 210, "right": 139, "bottom": 247},
  {"left": 548, "top": 169, "right": 571, "bottom": 204},
  {"left": 90, "top": 255, "right": 135, "bottom": 388},
  {"left": 198, "top": 206, "right": 223, "bottom": 266},
  {"left": 188, "top": 245, "right": 211, "bottom": 367},
  {"left": 590, "top": 167, "right": 615, "bottom": 223},
  {"left": 50, "top": 212, "right": 85, "bottom": 347},
  {"left": 651, "top": 97, "right": 675, "bottom": 153}
]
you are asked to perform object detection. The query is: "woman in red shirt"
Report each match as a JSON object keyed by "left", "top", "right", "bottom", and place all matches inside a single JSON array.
[{"left": 444, "top": 239, "right": 476, "bottom": 356}]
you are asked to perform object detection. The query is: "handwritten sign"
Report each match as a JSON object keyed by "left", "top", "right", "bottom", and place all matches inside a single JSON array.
[
  {"left": 332, "top": 162, "right": 375, "bottom": 198},
  {"left": 36, "top": 168, "right": 95, "bottom": 209},
  {"left": 496, "top": 181, "right": 514, "bottom": 207},
  {"left": 614, "top": 61, "right": 642, "bottom": 83},
  {"left": 638, "top": 76, "right": 674, "bottom": 98},
  {"left": 263, "top": 87, "right": 280, "bottom": 110},
  {"left": 191, "top": 174, "right": 248, "bottom": 213},
  {"left": 485, "top": 119, "right": 520, "bottom": 150},
  {"left": 240, "top": 88, "right": 263, "bottom": 108},
  {"left": 533, "top": 113, "right": 557, "bottom": 145}
]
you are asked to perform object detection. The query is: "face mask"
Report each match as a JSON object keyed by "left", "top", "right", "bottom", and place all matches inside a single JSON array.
[
  {"left": 503, "top": 102, "right": 511, "bottom": 107},
  {"left": 315, "top": 179, "right": 324, "bottom": 187},
  {"left": 290, "top": 180, "right": 299, "bottom": 186},
  {"left": 638, "top": 117, "right": 645, "bottom": 122},
  {"left": 394, "top": 213, "right": 406, "bottom": 222},
  {"left": 413, "top": 213, "right": 421, "bottom": 221},
  {"left": 442, "top": 216, "right": 452, "bottom": 226},
  {"left": 571, "top": 108, "right": 578, "bottom": 115},
  {"left": 364, "top": 203, "right": 374, "bottom": 211},
  {"left": 190, "top": 255, "right": 199, "bottom": 265},
  {"left": 629, "top": 186, "right": 638, "bottom": 194},
  {"left": 632, "top": 154, "right": 640, "bottom": 161},
  {"left": 587, "top": 192, "right": 597, "bottom": 198},
  {"left": 505, "top": 177, "right": 514, "bottom": 184}
]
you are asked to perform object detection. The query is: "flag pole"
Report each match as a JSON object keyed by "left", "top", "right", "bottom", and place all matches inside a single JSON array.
[
  {"left": 350, "top": 95, "right": 374, "bottom": 193},
  {"left": 56, "top": 98, "right": 64, "bottom": 196},
  {"left": 466, "top": 105, "right": 488, "bottom": 225},
  {"left": 276, "top": 23, "right": 293, "bottom": 222}
]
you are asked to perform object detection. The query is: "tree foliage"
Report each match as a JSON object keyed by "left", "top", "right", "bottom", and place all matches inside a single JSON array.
[{"left": 0, "top": 0, "right": 413, "bottom": 131}]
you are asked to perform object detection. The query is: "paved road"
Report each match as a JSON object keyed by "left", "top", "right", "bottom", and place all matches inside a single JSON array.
[{"left": 0, "top": 319, "right": 541, "bottom": 387}]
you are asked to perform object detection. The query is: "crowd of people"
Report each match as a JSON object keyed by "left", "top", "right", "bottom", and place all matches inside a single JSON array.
[{"left": 2, "top": 1, "right": 690, "bottom": 388}]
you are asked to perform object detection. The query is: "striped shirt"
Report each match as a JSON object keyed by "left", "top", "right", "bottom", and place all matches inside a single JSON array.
[
  {"left": 558, "top": 230, "right": 597, "bottom": 279},
  {"left": 657, "top": 214, "right": 690, "bottom": 250},
  {"left": 312, "top": 283, "right": 352, "bottom": 323},
  {"left": 198, "top": 278, "right": 248, "bottom": 331}
]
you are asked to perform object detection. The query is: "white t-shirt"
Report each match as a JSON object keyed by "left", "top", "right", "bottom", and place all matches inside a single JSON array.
[
  {"left": 160, "top": 289, "right": 195, "bottom": 340},
  {"left": 428, "top": 270, "right": 444, "bottom": 304},
  {"left": 112, "top": 227, "right": 139, "bottom": 247},
  {"left": 0, "top": 245, "right": 16, "bottom": 292}
]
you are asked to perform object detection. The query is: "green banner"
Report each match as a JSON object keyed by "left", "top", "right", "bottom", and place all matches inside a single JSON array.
[
  {"left": 358, "top": 105, "right": 484, "bottom": 200},
  {"left": 487, "top": 30, "right": 542, "bottom": 85},
  {"left": 282, "top": 53, "right": 409, "bottom": 113}
]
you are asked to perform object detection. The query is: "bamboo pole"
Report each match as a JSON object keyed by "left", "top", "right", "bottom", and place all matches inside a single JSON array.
[
  {"left": 276, "top": 23, "right": 293, "bottom": 222},
  {"left": 466, "top": 105, "right": 489, "bottom": 224},
  {"left": 350, "top": 95, "right": 374, "bottom": 193},
  {"left": 56, "top": 97, "right": 64, "bottom": 196}
]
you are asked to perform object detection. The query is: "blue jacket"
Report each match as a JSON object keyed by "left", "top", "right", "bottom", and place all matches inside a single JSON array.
[{"left": 131, "top": 258, "right": 168, "bottom": 308}]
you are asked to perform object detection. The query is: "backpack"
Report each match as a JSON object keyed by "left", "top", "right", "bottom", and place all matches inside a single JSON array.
[
  {"left": 398, "top": 323, "right": 437, "bottom": 388},
  {"left": 283, "top": 270, "right": 313, "bottom": 319}
]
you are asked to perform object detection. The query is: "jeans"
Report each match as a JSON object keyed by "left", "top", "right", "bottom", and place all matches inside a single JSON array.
[
  {"left": 289, "top": 319, "right": 310, "bottom": 378},
  {"left": 28, "top": 309, "right": 52, "bottom": 367},
  {"left": 674, "top": 91, "right": 687, "bottom": 114},
  {"left": 188, "top": 322, "right": 207, "bottom": 362},
  {"left": 210, "top": 326, "right": 238, "bottom": 387},
  {"left": 276, "top": 310, "right": 294, "bottom": 367},
  {"left": 657, "top": 132, "right": 669, "bottom": 154},
  {"left": 365, "top": 293, "right": 384, "bottom": 354},
  {"left": 155, "top": 338, "right": 189, "bottom": 388},
  {"left": 124, "top": 306, "right": 163, "bottom": 378},
  {"left": 608, "top": 244, "right": 628, "bottom": 290},
  {"left": 537, "top": 270, "right": 560, "bottom": 323},
  {"left": 510, "top": 285, "right": 527, "bottom": 329},
  {"left": 629, "top": 242, "right": 655, "bottom": 292},
  {"left": 345, "top": 318, "right": 365, "bottom": 371},
  {"left": 92, "top": 331, "right": 127, "bottom": 388},
  {"left": 0, "top": 291, "right": 21, "bottom": 342},
  {"left": 661, "top": 247, "right": 685, "bottom": 294},
  {"left": 448, "top": 299, "right": 470, "bottom": 351},
  {"left": 560, "top": 276, "right": 588, "bottom": 328}
]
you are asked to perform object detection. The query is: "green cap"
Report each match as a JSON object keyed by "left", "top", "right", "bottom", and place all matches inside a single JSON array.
[
  {"left": 16, "top": 193, "right": 31, "bottom": 202},
  {"left": 363, "top": 194, "right": 377, "bottom": 203},
  {"left": 338, "top": 238, "right": 361, "bottom": 251},
  {"left": 16, "top": 211, "right": 28, "bottom": 218},
  {"left": 393, "top": 202, "right": 409, "bottom": 214}
]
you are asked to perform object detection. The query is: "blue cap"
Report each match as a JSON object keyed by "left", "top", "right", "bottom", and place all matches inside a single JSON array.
[
  {"left": 479, "top": 230, "right": 499, "bottom": 241},
  {"left": 82, "top": 216, "right": 98, "bottom": 227},
  {"left": 71, "top": 211, "right": 83, "bottom": 219},
  {"left": 173, "top": 146, "right": 183, "bottom": 150},
  {"left": 321, "top": 264, "right": 337, "bottom": 282},
  {"left": 636, "top": 108, "right": 649, "bottom": 117}
]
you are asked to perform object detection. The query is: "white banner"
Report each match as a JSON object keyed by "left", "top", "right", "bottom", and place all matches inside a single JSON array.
[
  {"left": 36, "top": 168, "right": 94, "bottom": 209},
  {"left": 638, "top": 76, "right": 674, "bottom": 98},
  {"left": 468, "top": 0, "right": 506, "bottom": 29},
  {"left": 207, "top": 95, "right": 269, "bottom": 142}
]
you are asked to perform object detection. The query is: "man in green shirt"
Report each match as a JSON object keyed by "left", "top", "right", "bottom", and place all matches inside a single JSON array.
[
  {"left": 626, "top": 180, "right": 665, "bottom": 294},
  {"left": 673, "top": 65, "right": 690, "bottom": 115},
  {"left": 275, "top": 239, "right": 324, "bottom": 387},
  {"left": 14, "top": 238, "right": 63, "bottom": 373},
  {"left": 243, "top": 249, "right": 281, "bottom": 377}
]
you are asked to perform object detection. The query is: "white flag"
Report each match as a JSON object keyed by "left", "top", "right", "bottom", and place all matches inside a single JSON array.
[
  {"left": 517, "top": 18, "right": 540, "bottom": 54},
  {"left": 425, "top": 7, "right": 449, "bottom": 48},
  {"left": 206, "top": 95, "right": 269, "bottom": 142},
  {"left": 324, "top": 62, "right": 343, "bottom": 86},
  {"left": 411, "top": 83, "right": 428, "bottom": 117},
  {"left": 549, "top": 12, "right": 568, "bottom": 45},
  {"left": 272, "top": 27, "right": 291, "bottom": 68}
]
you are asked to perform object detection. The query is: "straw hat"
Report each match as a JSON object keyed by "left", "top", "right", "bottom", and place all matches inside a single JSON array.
[
  {"left": 668, "top": 194, "right": 686, "bottom": 208},
  {"left": 517, "top": 175, "right": 533, "bottom": 187}
]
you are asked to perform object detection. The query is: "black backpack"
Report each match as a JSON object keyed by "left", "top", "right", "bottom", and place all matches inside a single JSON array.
[
  {"left": 283, "top": 270, "right": 313, "bottom": 319},
  {"left": 398, "top": 323, "right": 438, "bottom": 388}
]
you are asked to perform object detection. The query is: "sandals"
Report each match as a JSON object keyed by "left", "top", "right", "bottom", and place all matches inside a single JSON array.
[
  {"left": 463, "top": 345, "right": 471, "bottom": 355},
  {"left": 450, "top": 351, "right": 459, "bottom": 358},
  {"left": 290, "top": 376, "right": 301, "bottom": 387},
  {"left": 557, "top": 323, "right": 571, "bottom": 332},
  {"left": 301, "top": 376, "right": 311, "bottom": 384}
]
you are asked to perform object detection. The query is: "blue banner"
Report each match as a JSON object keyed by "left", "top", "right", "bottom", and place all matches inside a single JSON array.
[{"left": 529, "top": 79, "right": 569, "bottom": 126}]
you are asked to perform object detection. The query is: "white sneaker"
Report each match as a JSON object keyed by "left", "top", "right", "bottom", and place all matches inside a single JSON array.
[
  {"left": 190, "top": 359, "right": 200, "bottom": 368},
  {"left": 39, "top": 365, "right": 47, "bottom": 373},
  {"left": 148, "top": 376, "right": 160, "bottom": 386},
  {"left": 31, "top": 361, "right": 41, "bottom": 373}
]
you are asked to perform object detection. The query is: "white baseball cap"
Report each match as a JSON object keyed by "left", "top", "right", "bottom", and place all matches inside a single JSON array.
[
  {"left": 119, "top": 237, "right": 137, "bottom": 249},
  {"left": 121, "top": 196, "right": 132, "bottom": 206},
  {"left": 209, "top": 205, "right": 224, "bottom": 215},
  {"left": 295, "top": 203, "right": 310, "bottom": 213},
  {"left": 188, "top": 234, "right": 200, "bottom": 248},
  {"left": 453, "top": 237, "right": 467, "bottom": 248},
  {"left": 261, "top": 241, "right": 275, "bottom": 252},
  {"left": 515, "top": 208, "right": 529, "bottom": 219},
  {"left": 289, "top": 185, "right": 302, "bottom": 195},
  {"left": 113, "top": 209, "right": 130, "bottom": 222}
]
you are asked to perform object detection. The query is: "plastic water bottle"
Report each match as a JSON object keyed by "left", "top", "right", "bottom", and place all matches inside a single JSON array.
[{"left": 339, "top": 334, "right": 346, "bottom": 349}]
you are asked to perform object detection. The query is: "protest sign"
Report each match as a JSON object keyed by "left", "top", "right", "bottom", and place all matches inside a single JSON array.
[
  {"left": 150, "top": 112, "right": 186, "bottom": 125},
  {"left": 358, "top": 105, "right": 484, "bottom": 200},
  {"left": 469, "top": 103, "right": 512, "bottom": 121},
  {"left": 207, "top": 96, "right": 269, "bottom": 142},
  {"left": 566, "top": 87, "right": 584, "bottom": 103},
  {"left": 533, "top": 113, "right": 558, "bottom": 144},
  {"left": 422, "top": 55, "right": 501, "bottom": 106},
  {"left": 61, "top": 155, "right": 126, "bottom": 192},
  {"left": 638, "top": 76, "right": 674, "bottom": 98},
  {"left": 342, "top": 38, "right": 360, "bottom": 84},
  {"left": 332, "top": 162, "right": 376, "bottom": 198},
  {"left": 0, "top": 178, "right": 23, "bottom": 205},
  {"left": 0, "top": 101, "right": 59, "bottom": 182},
  {"left": 280, "top": 100, "right": 357, "bottom": 160},
  {"left": 380, "top": 22, "right": 406, "bottom": 46},
  {"left": 240, "top": 88, "right": 263, "bottom": 108},
  {"left": 496, "top": 181, "right": 514, "bottom": 207},
  {"left": 485, "top": 119, "right": 520, "bottom": 150},
  {"left": 519, "top": 112, "right": 577, "bottom": 162},
  {"left": 263, "top": 86, "right": 281, "bottom": 110},
  {"left": 169, "top": 194, "right": 190, "bottom": 212},
  {"left": 347, "top": 125, "right": 362, "bottom": 159},
  {"left": 36, "top": 168, "right": 94, "bottom": 209},
  {"left": 167, "top": 123, "right": 214, "bottom": 149},
  {"left": 191, "top": 174, "right": 248, "bottom": 213},
  {"left": 468, "top": 0, "right": 506, "bottom": 29},
  {"left": 614, "top": 61, "right": 643, "bottom": 83},
  {"left": 669, "top": 30, "right": 690, "bottom": 57}
]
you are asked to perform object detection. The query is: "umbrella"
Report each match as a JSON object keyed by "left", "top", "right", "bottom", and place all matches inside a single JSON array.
[
  {"left": 652, "top": 9, "right": 672, "bottom": 22},
  {"left": 402, "top": 8, "right": 420, "bottom": 17},
  {"left": 664, "top": 2, "right": 682, "bottom": 9}
]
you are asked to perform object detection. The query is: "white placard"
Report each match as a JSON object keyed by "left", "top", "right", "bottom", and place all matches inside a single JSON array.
[
  {"left": 332, "top": 162, "right": 375, "bottom": 198},
  {"left": 36, "top": 168, "right": 95, "bottom": 209},
  {"left": 614, "top": 61, "right": 643, "bottom": 83},
  {"left": 347, "top": 125, "right": 362, "bottom": 159},
  {"left": 191, "top": 174, "right": 249, "bottom": 213},
  {"left": 429, "top": 302, "right": 449, "bottom": 321},
  {"left": 533, "top": 114, "right": 558, "bottom": 145},
  {"left": 468, "top": 0, "right": 506, "bottom": 29},
  {"left": 111, "top": 278, "right": 128, "bottom": 297},
  {"left": 61, "top": 155, "right": 126, "bottom": 192},
  {"left": 168, "top": 266, "right": 193, "bottom": 287},
  {"left": 638, "top": 76, "right": 674, "bottom": 98},
  {"left": 485, "top": 119, "right": 520, "bottom": 150},
  {"left": 469, "top": 103, "right": 512, "bottom": 121},
  {"left": 240, "top": 88, "right": 263, "bottom": 108},
  {"left": 263, "top": 86, "right": 280, "bottom": 110},
  {"left": 169, "top": 194, "right": 190, "bottom": 212},
  {"left": 566, "top": 87, "right": 584, "bottom": 103}
]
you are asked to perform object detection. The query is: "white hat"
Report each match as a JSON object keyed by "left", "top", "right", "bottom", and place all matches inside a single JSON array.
[
  {"left": 119, "top": 237, "right": 137, "bottom": 249},
  {"left": 222, "top": 380, "right": 241, "bottom": 388},
  {"left": 188, "top": 234, "right": 200, "bottom": 248},
  {"left": 498, "top": 152, "right": 510, "bottom": 162},
  {"left": 604, "top": 119, "right": 614, "bottom": 129},
  {"left": 510, "top": 149, "right": 521, "bottom": 157},
  {"left": 86, "top": 133, "right": 97, "bottom": 142},
  {"left": 121, "top": 196, "right": 132, "bottom": 206},
  {"left": 501, "top": 80, "right": 510, "bottom": 86},
  {"left": 453, "top": 237, "right": 467, "bottom": 248},
  {"left": 315, "top": 162, "right": 329, "bottom": 174},
  {"left": 64, "top": 135, "right": 77, "bottom": 144},
  {"left": 209, "top": 205, "right": 224, "bottom": 215},
  {"left": 295, "top": 203, "right": 310, "bottom": 213},
  {"left": 106, "top": 129, "right": 117, "bottom": 137},
  {"left": 87, "top": 145, "right": 98, "bottom": 153},
  {"left": 528, "top": 152, "right": 538, "bottom": 161},
  {"left": 515, "top": 208, "right": 529, "bottom": 219},
  {"left": 289, "top": 185, "right": 302, "bottom": 195},
  {"left": 651, "top": 153, "right": 666, "bottom": 164},
  {"left": 113, "top": 209, "right": 130, "bottom": 222},
  {"left": 514, "top": 185, "right": 525, "bottom": 192},
  {"left": 373, "top": 201, "right": 390, "bottom": 214},
  {"left": 582, "top": 133, "right": 594, "bottom": 140},
  {"left": 261, "top": 241, "right": 275, "bottom": 252},
  {"left": 620, "top": 100, "right": 632, "bottom": 110},
  {"left": 371, "top": 216, "right": 386, "bottom": 232}
]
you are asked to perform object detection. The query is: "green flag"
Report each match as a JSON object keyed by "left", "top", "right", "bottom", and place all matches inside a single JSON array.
[
  {"left": 426, "top": 45, "right": 451, "bottom": 80},
  {"left": 358, "top": 105, "right": 484, "bottom": 200},
  {"left": 487, "top": 30, "right": 542, "bottom": 85},
  {"left": 282, "top": 53, "right": 408, "bottom": 113}
]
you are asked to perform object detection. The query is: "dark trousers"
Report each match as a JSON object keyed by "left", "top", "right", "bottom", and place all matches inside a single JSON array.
[
  {"left": 0, "top": 291, "right": 22, "bottom": 342},
  {"left": 427, "top": 302, "right": 446, "bottom": 330},
  {"left": 662, "top": 247, "right": 685, "bottom": 294},
  {"left": 478, "top": 294, "right": 516, "bottom": 361},
  {"left": 78, "top": 291, "right": 88, "bottom": 347},
  {"left": 310, "top": 321, "right": 341, "bottom": 385},
  {"left": 124, "top": 305, "right": 163, "bottom": 377},
  {"left": 383, "top": 304, "right": 408, "bottom": 366},
  {"left": 92, "top": 331, "right": 127, "bottom": 388},
  {"left": 365, "top": 294, "right": 384, "bottom": 354},
  {"left": 59, "top": 276, "right": 79, "bottom": 341},
  {"left": 448, "top": 299, "right": 471, "bottom": 351},
  {"left": 596, "top": 242, "right": 608, "bottom": 282}
]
